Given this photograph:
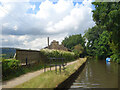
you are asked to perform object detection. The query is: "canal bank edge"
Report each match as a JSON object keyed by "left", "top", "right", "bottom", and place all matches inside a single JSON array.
[
  {"left": 13, "top": 58, "right": 87, "bottom": 88},
  {"left": 55, "top": 58, "right": 87, "bottom": 89}
]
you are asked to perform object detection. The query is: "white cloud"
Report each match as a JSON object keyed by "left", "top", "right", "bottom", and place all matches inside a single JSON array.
[
  {"left": 13, "top": 25, "right": 18, "bottom": 31},
  {"left": 1, "top": 0, "right": 95, "bottom": 49},
  {"left": 1, "top": 33, "right": 67, "bottom": 50},
  {"left": 31, "top": 4, "right": 36, "bottom": 10}
]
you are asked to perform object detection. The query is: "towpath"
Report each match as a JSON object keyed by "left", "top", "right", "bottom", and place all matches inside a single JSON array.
[{"left": 2, "top": 59, "right": 81, "bottom": 88}]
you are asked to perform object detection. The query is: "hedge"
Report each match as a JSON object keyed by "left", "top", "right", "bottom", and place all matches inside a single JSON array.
[
  {"left": 110, "top": 54, "right": 120, "bottom": 64},
  {"left": 2, "top": 59, "right": 20, "bottom": 76},
  {"left": 40, "top": 49, "right": 76, "bottom": 62}
]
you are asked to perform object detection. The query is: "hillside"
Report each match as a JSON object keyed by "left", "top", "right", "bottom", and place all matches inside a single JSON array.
[{"left": 0, "top": 47, "right": 16, "bottom": 59}]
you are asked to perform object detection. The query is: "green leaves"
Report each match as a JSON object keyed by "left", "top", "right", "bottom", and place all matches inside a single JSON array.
[
  {"left": 62, "top": 34, "right": 85, "bottom": 50},
  {"left": 40, "top": 49, "right": 75, "bottom": 62},
  {"left": 85, "top": 2, "right": 120, "bottom": 62},
  {"left": 96, "top": 31, "right": 112, "bottom": 58},
  {"left": 73, "top": 44, "right": 84, "bottom": 57},
  {"left": 2, "top": 59, "right": 20, "bottom": 76}
]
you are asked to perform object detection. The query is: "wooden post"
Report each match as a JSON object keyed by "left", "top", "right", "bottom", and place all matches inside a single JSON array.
[
  {"left": 59, "top": 65, "right": 61, "bottom": 73},
  {"left": 26, "top": 57, "right": 27, "bottom": 66},
  {"left": 55, "top": 65, "right": 57, "bottom": 73}
]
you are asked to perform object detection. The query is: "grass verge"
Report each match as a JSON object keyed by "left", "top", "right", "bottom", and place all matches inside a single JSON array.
[{"left": 15, "top": 58, "right": 87, "bottom": 88}]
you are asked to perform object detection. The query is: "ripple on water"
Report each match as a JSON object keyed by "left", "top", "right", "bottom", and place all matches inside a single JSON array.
[{"left": 70, "top": 59, "right": 118, "bottom": 88}]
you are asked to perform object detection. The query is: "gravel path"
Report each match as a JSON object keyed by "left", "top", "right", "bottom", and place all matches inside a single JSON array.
[{"left": 2, "top": 59, "right": 79, "bottom": 88}]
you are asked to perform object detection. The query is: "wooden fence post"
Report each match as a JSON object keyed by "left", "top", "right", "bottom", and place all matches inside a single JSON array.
[
  {"left": 26, "top": 57, "right": 27, "bottom": 66},
  {"left": 59, "top": 65, "right": 61, "bottom": 73},
  {"left": 55, "top": 65, "right": 57, "bottom": 73}
]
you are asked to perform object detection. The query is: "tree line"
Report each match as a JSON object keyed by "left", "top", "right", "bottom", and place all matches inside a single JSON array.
[{"left": 62, "top": 2, "right": 120, "bottom": 63}]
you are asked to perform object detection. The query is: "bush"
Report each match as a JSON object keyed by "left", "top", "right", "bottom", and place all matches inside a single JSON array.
[
  {"left": 2, "top": 59, "right": 45, "bottom": 81},
  {"left": 2, "top": 59, "right": 20, "bottom": 76},
  {"left": 40, "top": 49, "right": 76, "bottom": 62},
  {"left": 110, "top": 54, "right": 120, "bottom": 63}
]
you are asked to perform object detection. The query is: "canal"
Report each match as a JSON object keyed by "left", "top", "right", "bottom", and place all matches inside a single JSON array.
[{"left": 70, "top": 58, "right": 119, "bottom": 88}]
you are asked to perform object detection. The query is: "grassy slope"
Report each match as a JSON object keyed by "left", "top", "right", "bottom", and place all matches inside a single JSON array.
[
  {"left": 0, "top": 48, "right": 16, "bottom": 59},
  {"left": 15, "top": 58, "right": 87, "bottom": 88}
]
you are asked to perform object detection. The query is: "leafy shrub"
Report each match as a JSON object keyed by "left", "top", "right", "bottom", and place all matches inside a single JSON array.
[
  {"left": 110, "top": 54, "right": 120, "bottom": 63},
  {"left": 40, "top": 49, "right": 75, "bottom": 62},
  {"left": 2, "top": 59, "right": 20, "bottom": 76},
  {"left": 2, "top": 59, "right": 45, "bottom": 81}
]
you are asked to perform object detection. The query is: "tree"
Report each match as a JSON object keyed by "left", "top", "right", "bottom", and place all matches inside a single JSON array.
[
  {"left": 84, "top": 25, "right": 103, "bottom": 56},
  {"left": 84, "top": 26, "right": 112, "bottom": 59},
  {"left": 62, "top": 34, "right": 85, "bottom": 50},
  {"left": 94, "top": 31, "right": 112, "bottom": 59},
  {"left": 73, "top": 44, "right": 84, "bottom": 58},
  {"left": 92, "top": 2, "right": 120, "bottom": 62}
]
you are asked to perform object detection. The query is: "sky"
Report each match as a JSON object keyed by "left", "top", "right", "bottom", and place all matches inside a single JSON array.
[{"left": 0, "top": 0, "right": 95, "bottom": 50}]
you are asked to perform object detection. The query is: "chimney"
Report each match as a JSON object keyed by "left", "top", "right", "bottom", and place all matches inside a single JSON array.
[{"left": 48, "top": 37, "right": 49, "bottom": 49}]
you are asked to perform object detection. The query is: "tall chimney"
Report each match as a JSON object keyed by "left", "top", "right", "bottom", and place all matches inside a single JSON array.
[{"left": 48, "top": 37, "right": 49, "bottom": 49}]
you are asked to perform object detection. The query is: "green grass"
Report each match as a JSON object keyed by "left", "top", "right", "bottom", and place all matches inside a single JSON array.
[
  {"left": 0, "top": 59, "right": 1, "bottom": 62},
  {"left": 15, "top": 58, "right": 87, "bottom": 88},
  {"left": 3, "top": 58, "right": 77, "bottom": 81},
  {"left": 3, "top": 60, "right": 74, "bottom": 81}
]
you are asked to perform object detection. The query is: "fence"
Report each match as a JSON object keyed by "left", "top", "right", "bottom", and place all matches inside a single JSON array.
[{"left": 44, "top": 57, "right": 67, "bottom": 73}]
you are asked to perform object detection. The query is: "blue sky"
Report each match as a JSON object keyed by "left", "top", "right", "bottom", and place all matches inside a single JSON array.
[
  {"left": 27, "top": 1, "right": 80, "bottom": 14},
  {"left": 27, "top": 1, "right": 95, "bottom": 14},
  {"left": 0, "top": 0, "right": 95, "bottom": 50}
]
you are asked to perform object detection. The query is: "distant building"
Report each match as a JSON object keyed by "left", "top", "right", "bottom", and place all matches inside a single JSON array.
[{"left": 45, "top": 40, "right": 68, "bottom": 51}]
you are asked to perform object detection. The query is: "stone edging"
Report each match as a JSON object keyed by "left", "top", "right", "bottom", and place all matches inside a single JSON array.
[{"left": 55, "top": 61, "right": 86, "bottom": 89}]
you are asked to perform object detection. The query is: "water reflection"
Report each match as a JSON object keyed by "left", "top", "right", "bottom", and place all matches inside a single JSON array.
[
  {"left": 106, "top": 61, "right": 111, "bottom": 65},
  {"left": 106, "top": 61, "right": 111, "bottom": 72},
  {"left": 70, "top": 59, "right": 118, "bottom": 88}
]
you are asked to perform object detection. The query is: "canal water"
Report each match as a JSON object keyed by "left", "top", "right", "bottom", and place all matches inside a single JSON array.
[{"left": 70, "top": 59, "right": 119, "bottom": 88}]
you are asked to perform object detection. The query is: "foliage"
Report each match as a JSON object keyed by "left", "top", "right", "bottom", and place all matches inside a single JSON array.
[
  {"left": 40, "top": 49, "right": 75, "bottom": 62},
  {"left": 92, "top": 2, "right": 120, "bottom": 47},
  {"left": 2, "top": 59, "right": 20, "bottom": 76},
  {"left": 110, "top": 54, "right": 120, "bottom": 63},
  {"left": 91, "top": 2, "right": 120, "bottom": 62},
  {"left": 2, "top": 59, "right": 45, "bottom": 81},
  {"left": 62, "top": 34, "right": 85, "bottom": 50},
  {"left": 94, "top": 31, "right": 112, "bottom": 59},
  {"left": 84, "top": 2, "right": 120, "bottom": 62},
  {"left": 84, "top": 27, "right": 113, "bottom": 59},
  {"left": 73, "top": 44, "right": 84, "bottom": 58},
  {"left": 84, "top": 25, "right": 104, "bottom": 56}
]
